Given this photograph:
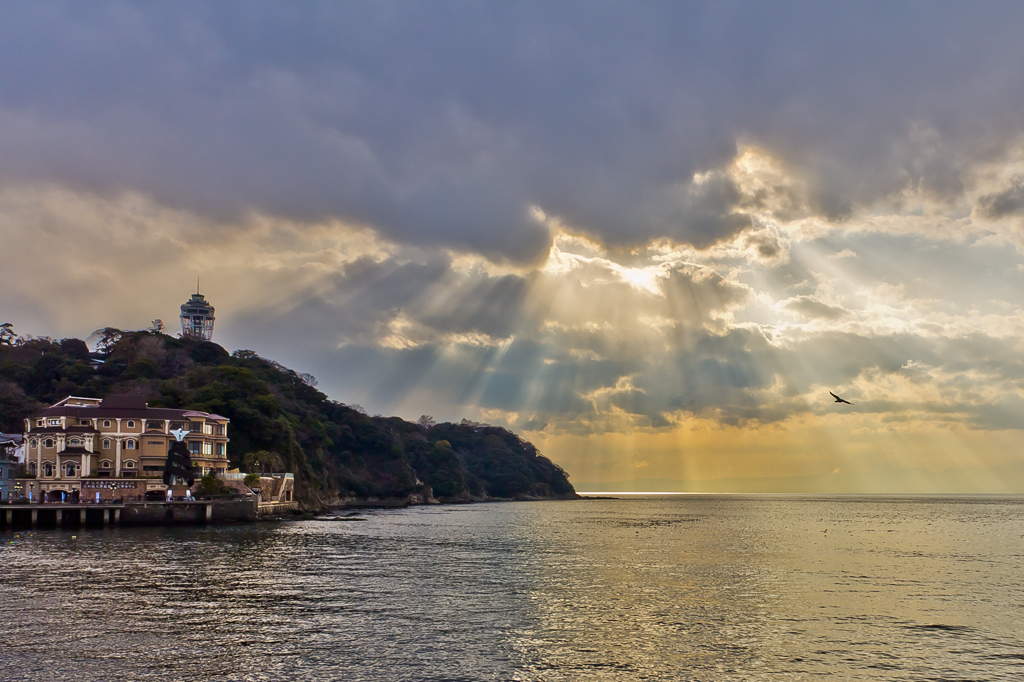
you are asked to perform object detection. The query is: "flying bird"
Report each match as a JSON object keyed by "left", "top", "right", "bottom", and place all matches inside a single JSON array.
[{"left": 829, "top": 391, "right": 853, "bottom": 405}]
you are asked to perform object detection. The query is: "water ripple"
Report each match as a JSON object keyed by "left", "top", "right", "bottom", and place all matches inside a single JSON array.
[{"left": 1, "top": 496, "right": 1023, "bottom": 680}]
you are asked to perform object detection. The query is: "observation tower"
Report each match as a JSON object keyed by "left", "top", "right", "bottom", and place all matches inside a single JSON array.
[{"left": 180, "top": 280, "right": 216, "bottom": 341}]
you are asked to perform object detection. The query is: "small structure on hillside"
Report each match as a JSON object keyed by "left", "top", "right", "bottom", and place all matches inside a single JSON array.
[{"left": 180, "top": 280, "right": 216, "bottom": 341}]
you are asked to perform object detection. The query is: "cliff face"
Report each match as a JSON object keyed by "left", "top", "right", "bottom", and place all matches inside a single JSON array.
[{"left": 0, "top": 330, "right": 577, "bottom": 507}]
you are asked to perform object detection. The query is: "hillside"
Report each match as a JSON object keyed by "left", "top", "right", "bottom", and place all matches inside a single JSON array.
[{"left": 0, "top": 325, "right": 577, "bottom": 507}]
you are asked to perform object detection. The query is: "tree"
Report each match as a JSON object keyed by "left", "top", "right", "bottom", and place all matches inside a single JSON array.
[
  {"left": 416, "top": 415, "right": 436, "bottom": 428},
  {"left": 0, "top": 322, "right": 16, "bottom": 346},
  {"left": 199, "top": 473, "right": 230, "bottom": 496},
  {"left": 243, "top": 449, "right": 282, "bottom": 473},
  {"left": 299, "top": 373, "right": 318, "bottom": 387},
  {"left": 147, "top": 319, "right": 166, "bottom": 334},
  {"left": 88, "top": 327, "right": 122, "bottom": 353}
]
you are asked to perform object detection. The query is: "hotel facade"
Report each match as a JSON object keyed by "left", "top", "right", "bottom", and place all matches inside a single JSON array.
[{"left": 20, "top": 394, "right": 229, "bottom": 502}]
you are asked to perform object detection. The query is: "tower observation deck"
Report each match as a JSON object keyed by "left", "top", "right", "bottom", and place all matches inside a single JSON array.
[{"left": 180, "top": 283, "right": 215, "bottom": 341}]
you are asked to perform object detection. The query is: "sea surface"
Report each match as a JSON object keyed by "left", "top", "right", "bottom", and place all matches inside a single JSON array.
[{"left": 2, "top": 495, "right": 1023, "bottom": 681}]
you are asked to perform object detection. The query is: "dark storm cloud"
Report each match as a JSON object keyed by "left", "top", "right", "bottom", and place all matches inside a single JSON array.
[{"left": 2, "top": 2, "right": 1024, "bottom": 258}]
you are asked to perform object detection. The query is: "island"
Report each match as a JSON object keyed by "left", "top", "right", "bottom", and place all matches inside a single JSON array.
[{"left": 0, "top": 327, "right": 578, "bottom": 511}]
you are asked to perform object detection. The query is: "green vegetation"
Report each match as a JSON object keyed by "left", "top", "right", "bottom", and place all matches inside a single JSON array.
[
  {"left": 199, "top": 473, "right": 231, "bottom": 497},
  {"left": 0, "top": 324, "right": 576, "bottom": 507}
]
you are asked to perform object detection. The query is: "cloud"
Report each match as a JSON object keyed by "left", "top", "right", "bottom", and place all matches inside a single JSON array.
[
  {"left": 778, "top": 295, "right": 848, "bottom": 321},
  {"left": 5, "top": 180, "right": 1024, "bottom": 441},
  {"left": 2, "top": 3, "right": 1024, "bottom": 259},
  {"left": 6, "top": 5, "right": 1024, "bottom": 487},
  {"left": 977, "top": 176, "right": 1024, "bottom": 219}
]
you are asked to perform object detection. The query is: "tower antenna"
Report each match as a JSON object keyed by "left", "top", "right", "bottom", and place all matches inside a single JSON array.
[{"left": 197, "top": 276, "right": 200, "bottom": 294}]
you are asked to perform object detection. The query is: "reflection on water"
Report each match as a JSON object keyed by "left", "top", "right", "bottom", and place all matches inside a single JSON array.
[{"left": 2, "top": 496, "right": 1023, "bottom": 680}]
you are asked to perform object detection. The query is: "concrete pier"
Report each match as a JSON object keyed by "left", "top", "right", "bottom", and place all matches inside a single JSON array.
[
  {"left": 1, "top": 503, "right": 125, "bottom": 530},
  {"left": 1, "top": 499, "right": 254, "bottom": 529}
]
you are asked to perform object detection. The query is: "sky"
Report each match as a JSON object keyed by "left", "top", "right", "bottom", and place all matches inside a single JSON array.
[{"left": 3, "top": 2, "right": 1024, "bottom": 491}]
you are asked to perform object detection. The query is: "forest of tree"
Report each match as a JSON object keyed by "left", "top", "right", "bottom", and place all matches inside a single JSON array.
[{"left": 0, "top": 323, "right": 577, "bottom": 507}]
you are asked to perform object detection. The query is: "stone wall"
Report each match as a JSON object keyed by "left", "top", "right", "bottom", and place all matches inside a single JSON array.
[{"left": 120, "top": 498, "right": 257, "bottom": 526}]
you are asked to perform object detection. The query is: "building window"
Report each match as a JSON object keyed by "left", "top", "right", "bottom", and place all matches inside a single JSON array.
[
  {"left": 216, "top": 443, "right": 225, "bottom": 457},
  {"left": 189, "top": 421, "right": 203, "bottom": 432},
  {"left": 29, "top": 439, "right": 37, "bottom": 448},
  {"left": 125, "top": 439, "right": 136, "bottom": 450},
  {"left": 48, "top": 419, "right": 60, "bottom": 426},
  {"left": 29, "top": 462, "right": 37, "bottom": 475},
  {"left": 124, "top": 460, "right": 136, "bottom": 469},
  {"left": 100, "top": 460, "right": 112, "bottom": 469},
  {"left": 69, "top": 438, "right": 82, "bottom": 446},
  {"left": 189, "top": 442, "right": 201, "bottom": 454},
  {"left": 65, "top": 463, "right": 77, "bottom": 477},
  {"left": 126, "top": 420, "right": 135, "bottom": 429},
  {"left": 146, "top": 420, "right": 163, "bottom": 430},
  {"left": 103, "top": 420, "right": 111, "bottom": 428},
  {"left": 44, "top": 439, "right": 54, "bottom": 449},
  {"left": 216, "top": 425, "right": 226, "bottom": 435},
  {"left": 170, "top": 421, "right": 185, "bottom": 431},
  {"left": 80, "top": 419, "right": 90, "bottom": 426},
  {"left": 43, "top": 462, "right": 53, "bottom": 477},
  {"left": 103, "top": 438, "right": 111, "bottom": 449},
  {"left": 36, "top": 419, "right": 44, "bottom": 427}
]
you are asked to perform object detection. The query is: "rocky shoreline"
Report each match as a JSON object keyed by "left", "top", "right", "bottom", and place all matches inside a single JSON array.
[{"left": 323, "top": 489, "right": 581, "bottom": 510}]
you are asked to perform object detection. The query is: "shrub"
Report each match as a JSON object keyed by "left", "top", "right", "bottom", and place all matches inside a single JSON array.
[{"left": 199, "top": 473, "right": 230, "bottom": 496}]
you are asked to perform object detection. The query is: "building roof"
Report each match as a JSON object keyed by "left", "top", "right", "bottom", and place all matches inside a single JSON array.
[
  {"left": 50, "top": 396, "right": 104, "bottom": 408},
  {"left": 34, "top": 395, "right": 230, "bottom": 423}
]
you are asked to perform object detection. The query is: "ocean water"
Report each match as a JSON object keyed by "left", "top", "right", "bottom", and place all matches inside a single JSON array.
[{"left": 1, "top": 495, "right": 1023, "bottom": 681}]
